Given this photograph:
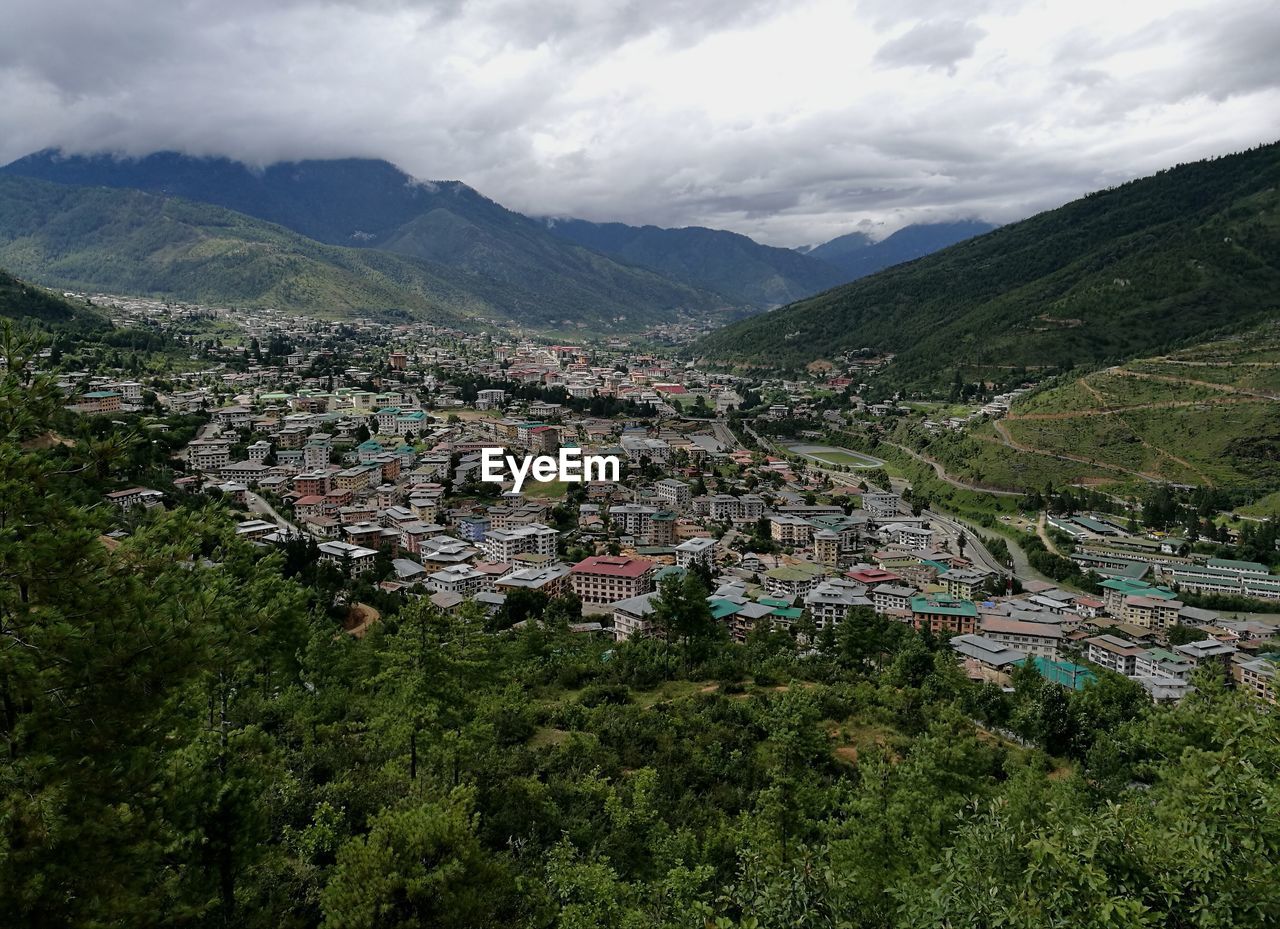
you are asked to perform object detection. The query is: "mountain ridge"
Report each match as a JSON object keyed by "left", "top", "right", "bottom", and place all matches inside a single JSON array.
[{"left": 695, "top": 142, "right": 1280, "bottom": 388}]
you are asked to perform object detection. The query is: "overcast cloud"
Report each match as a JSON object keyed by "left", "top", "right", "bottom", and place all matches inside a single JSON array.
[{"left": 1, "top": 0, "right": 1276, "bottom": 245}]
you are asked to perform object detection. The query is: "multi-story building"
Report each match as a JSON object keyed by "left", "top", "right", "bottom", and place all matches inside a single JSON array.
[
  {"left": 1086, "top": 634, "right": 1148, "bottom": 676},
  {"left": 872, "top": 583, "right": 915, "bottom": 617},
  {"left": 480, "top": 524, "right": 558, "bottom": 562},
  {"left": 978, "top": 615, "right": 1063, "bottom": 658},
  {"left": 675, "top": 537, "right": 716, "bottom": 571},
  {"left": 804, "top": 579, "right": 872, "bottom": 630},
  {"left": 188, "top": 439, "right": 232, "bottom": 472},
  {"left": 813, "top": 530, "right": 841, "bottom": 568},
  {"left": 495, "top": 563, "right": 572, "bottom": 598},
  {"left": 318, "top": 540, "right": 378, "bottom": 575},
  {"left": 770, "top": 513, "right": 814, "bottom": 546},
  {"left": 1239, "top": 655, "right": 1278, "bottom": 704},
  {"left": 426, "top": 564, "right": 493, "bottom": 597},
  {"left": 571, "top": 555, "right": 657, "bottom": 605},
  {"left": 911, "top": 594, "right": 979, "bottom": 636},
  {"left": 862, "top": 492, "right": 901, "bottom": 520},
  {"left": 941, "top": 568, "right": 991, "bottom": 601},
  {"left": 654, "top": 478, "right": 692, "bottom": 511},
  {"left": 303, "top": 436, "right": 331, "bottom": 471}
]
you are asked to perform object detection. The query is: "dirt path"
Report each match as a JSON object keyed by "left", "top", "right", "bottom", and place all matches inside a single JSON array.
[{"left": 990, "top": 419, "right": 1162, "bottom": 483}]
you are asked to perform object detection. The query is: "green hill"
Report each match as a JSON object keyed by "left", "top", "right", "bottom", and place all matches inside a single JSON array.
[
  {"left": 0, "top": 176, "right": 481, "bottom": 324},
  {"left": 0, "top": 268, "right": 110, "bottom": 333},
  {"left": 542, "top": 217, "right": 845, "bottom": 306},
  {"left": 0, "top": 152, "right": 725, "bottom": 328},
  {"left": 696, "top": 143, "right": 1280, "bottom": 387}
]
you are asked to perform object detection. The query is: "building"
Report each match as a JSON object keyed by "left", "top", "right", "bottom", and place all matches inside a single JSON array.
[
  {"left": 571, "top": 555, "right": 657, "bottom": 605},
  {"left": 318, "top": 540, "right": 378, "bottom": 575},
  {"left": 426, "top": 564, "right": 493, "bottom": 597},
  {"left": 950, "top": 633, "right": 1026, "bottom": 676},
  {"left": 941, "top": 568, "right": 991, "bottom": 601},
  {"left": 675, "top": 537, "right": 715, "bottom": 571},
  {"left": 763, "top": 561, "right": 826, "bottom": 600},
  {"left": 1239, "top": 655, "right": 1278, "bottom": 704},
  {"left": 978, "top": 615, "right": 1062, "bottom": 657},
  {"left": 871, "top": 583, "right": 915, "bottom": 617},
  {"left": 188, "top": 439, "right": 232, "bottom": 472},
  {"left": 77, "top": 390, "right": 123, "bottom": 414},
  {"left": 804, "top": 579, "right": 872, "bottom": 630},
  {"left": 1086, "top": 634, "right": 1148, "bottom": 676},
  {"left": 494, "top": 563, "right": 572, "bottom": 598},
  {"left": 480, "top": 523, "right": 558, "bottom": 562},
  {"left": 881, "top": 523, "right": 934, "bottom": 551},
  {"left": 862, "top": 492, "right": 901, "bottom": 520},
  {"left": 911, "top": 594, "right": 979, "bottom": 636},
  {"left": 611, "top": 591, "right": 660, "bottom": 641},
  {"left": 654, "top": 478, "right": 692, "bottom": 511}
]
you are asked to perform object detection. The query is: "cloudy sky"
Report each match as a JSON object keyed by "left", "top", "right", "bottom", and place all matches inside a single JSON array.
[{"left": 1, "top": 0, "right": 1277, "bottom": 246}]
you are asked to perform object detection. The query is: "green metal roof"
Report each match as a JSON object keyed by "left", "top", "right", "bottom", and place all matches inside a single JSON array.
[{"left": 911, "top": 594, "right": 978, "bottom": 617}]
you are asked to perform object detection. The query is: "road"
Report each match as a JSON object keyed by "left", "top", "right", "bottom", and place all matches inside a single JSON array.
[
  {"left": 246, "top": 490, "right": 303, "bottom": 537},
  {"left": 928, "top": 508, "right": 1056, "bottom": 587}
]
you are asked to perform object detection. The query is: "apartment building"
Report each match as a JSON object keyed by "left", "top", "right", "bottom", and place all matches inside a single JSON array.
[
  {"left": 481, "top": 523, "right": 558, "bottom": 562},
  {"left": 571, "top": 555, "right": 657, "bottom": 605}
]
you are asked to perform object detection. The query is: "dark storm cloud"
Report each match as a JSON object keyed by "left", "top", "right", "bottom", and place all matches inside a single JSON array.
[{"left": 0, "top": 0, "right": 1276, "bottom": 245}]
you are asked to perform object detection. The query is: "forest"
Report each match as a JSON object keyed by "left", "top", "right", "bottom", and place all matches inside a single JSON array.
[{"left": 2, "top": 329, "right": 1278, "bottom": 929}]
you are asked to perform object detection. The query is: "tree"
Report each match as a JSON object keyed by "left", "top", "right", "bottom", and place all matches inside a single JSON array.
[{"left": 321, "top": 789, "right": 512, "bottom": 929}]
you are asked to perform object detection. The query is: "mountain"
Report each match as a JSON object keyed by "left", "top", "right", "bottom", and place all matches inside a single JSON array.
[
  {"left": 0, "top": 267, "right": 110, "bottom": 333},
  {"left": 0, "top": 151, "right": 723, "bottom": 328},
  {"left": 541, "top": 218, "right": 845, "bottom": 306},
  {"left": 696, "top": 142, "right": 1280, "bottom": 386},
  {"left": 804, "top": 221, "right": 997, "bottom": 280},
  {"left": 0, "top": 175, "right": 492, "bottom": 324}
]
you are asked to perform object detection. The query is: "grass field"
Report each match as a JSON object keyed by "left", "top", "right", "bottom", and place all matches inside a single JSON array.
[{"left": 521, "top": 479, "right": 572, "bottom": 499}]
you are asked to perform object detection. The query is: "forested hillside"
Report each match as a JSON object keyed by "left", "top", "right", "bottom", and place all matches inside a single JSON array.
[
  {"left": 697, "top": 143, "right": 1280, "bottom": 388},
  {"left": 1, "top": 304, "right": 1277, "bottom": 928},
  {"left": 0, "top": 153, "right": 725, "bottom": 328},
  {"left": 543, "top": 218, "right": 845, "bottom": 306}
]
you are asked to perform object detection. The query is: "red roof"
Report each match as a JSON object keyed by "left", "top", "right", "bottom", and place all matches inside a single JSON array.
[
  {"left": 848, "top": 567, "right": 900, "bottom": 584},
  {"left": 295, "top": 494, "right": 326, "bottom": 506},
  {"left": 571, "top": 555, "right": 655, "bottom": 578}
]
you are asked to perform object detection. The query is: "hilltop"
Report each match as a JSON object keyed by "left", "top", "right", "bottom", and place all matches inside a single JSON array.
[{"left": 696, "top": 143, "right": 1280, "bottom": 388}]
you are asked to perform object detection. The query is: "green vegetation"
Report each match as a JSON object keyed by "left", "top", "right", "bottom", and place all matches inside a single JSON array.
[
  {"left": 697, "top": 142, "right": 1280, "bottom": 389},
  {"left": 0, "top": 155, "right": 725, "bottom": 330},
  {"left": 998, "top": 321, "right": 1280, "bottom": 492},
  {"left": 0, "top": 175, "right": 720, "bottom": 331},
  {"left": 1, "top": 310, "right": 1278, "bottom": 927}
]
